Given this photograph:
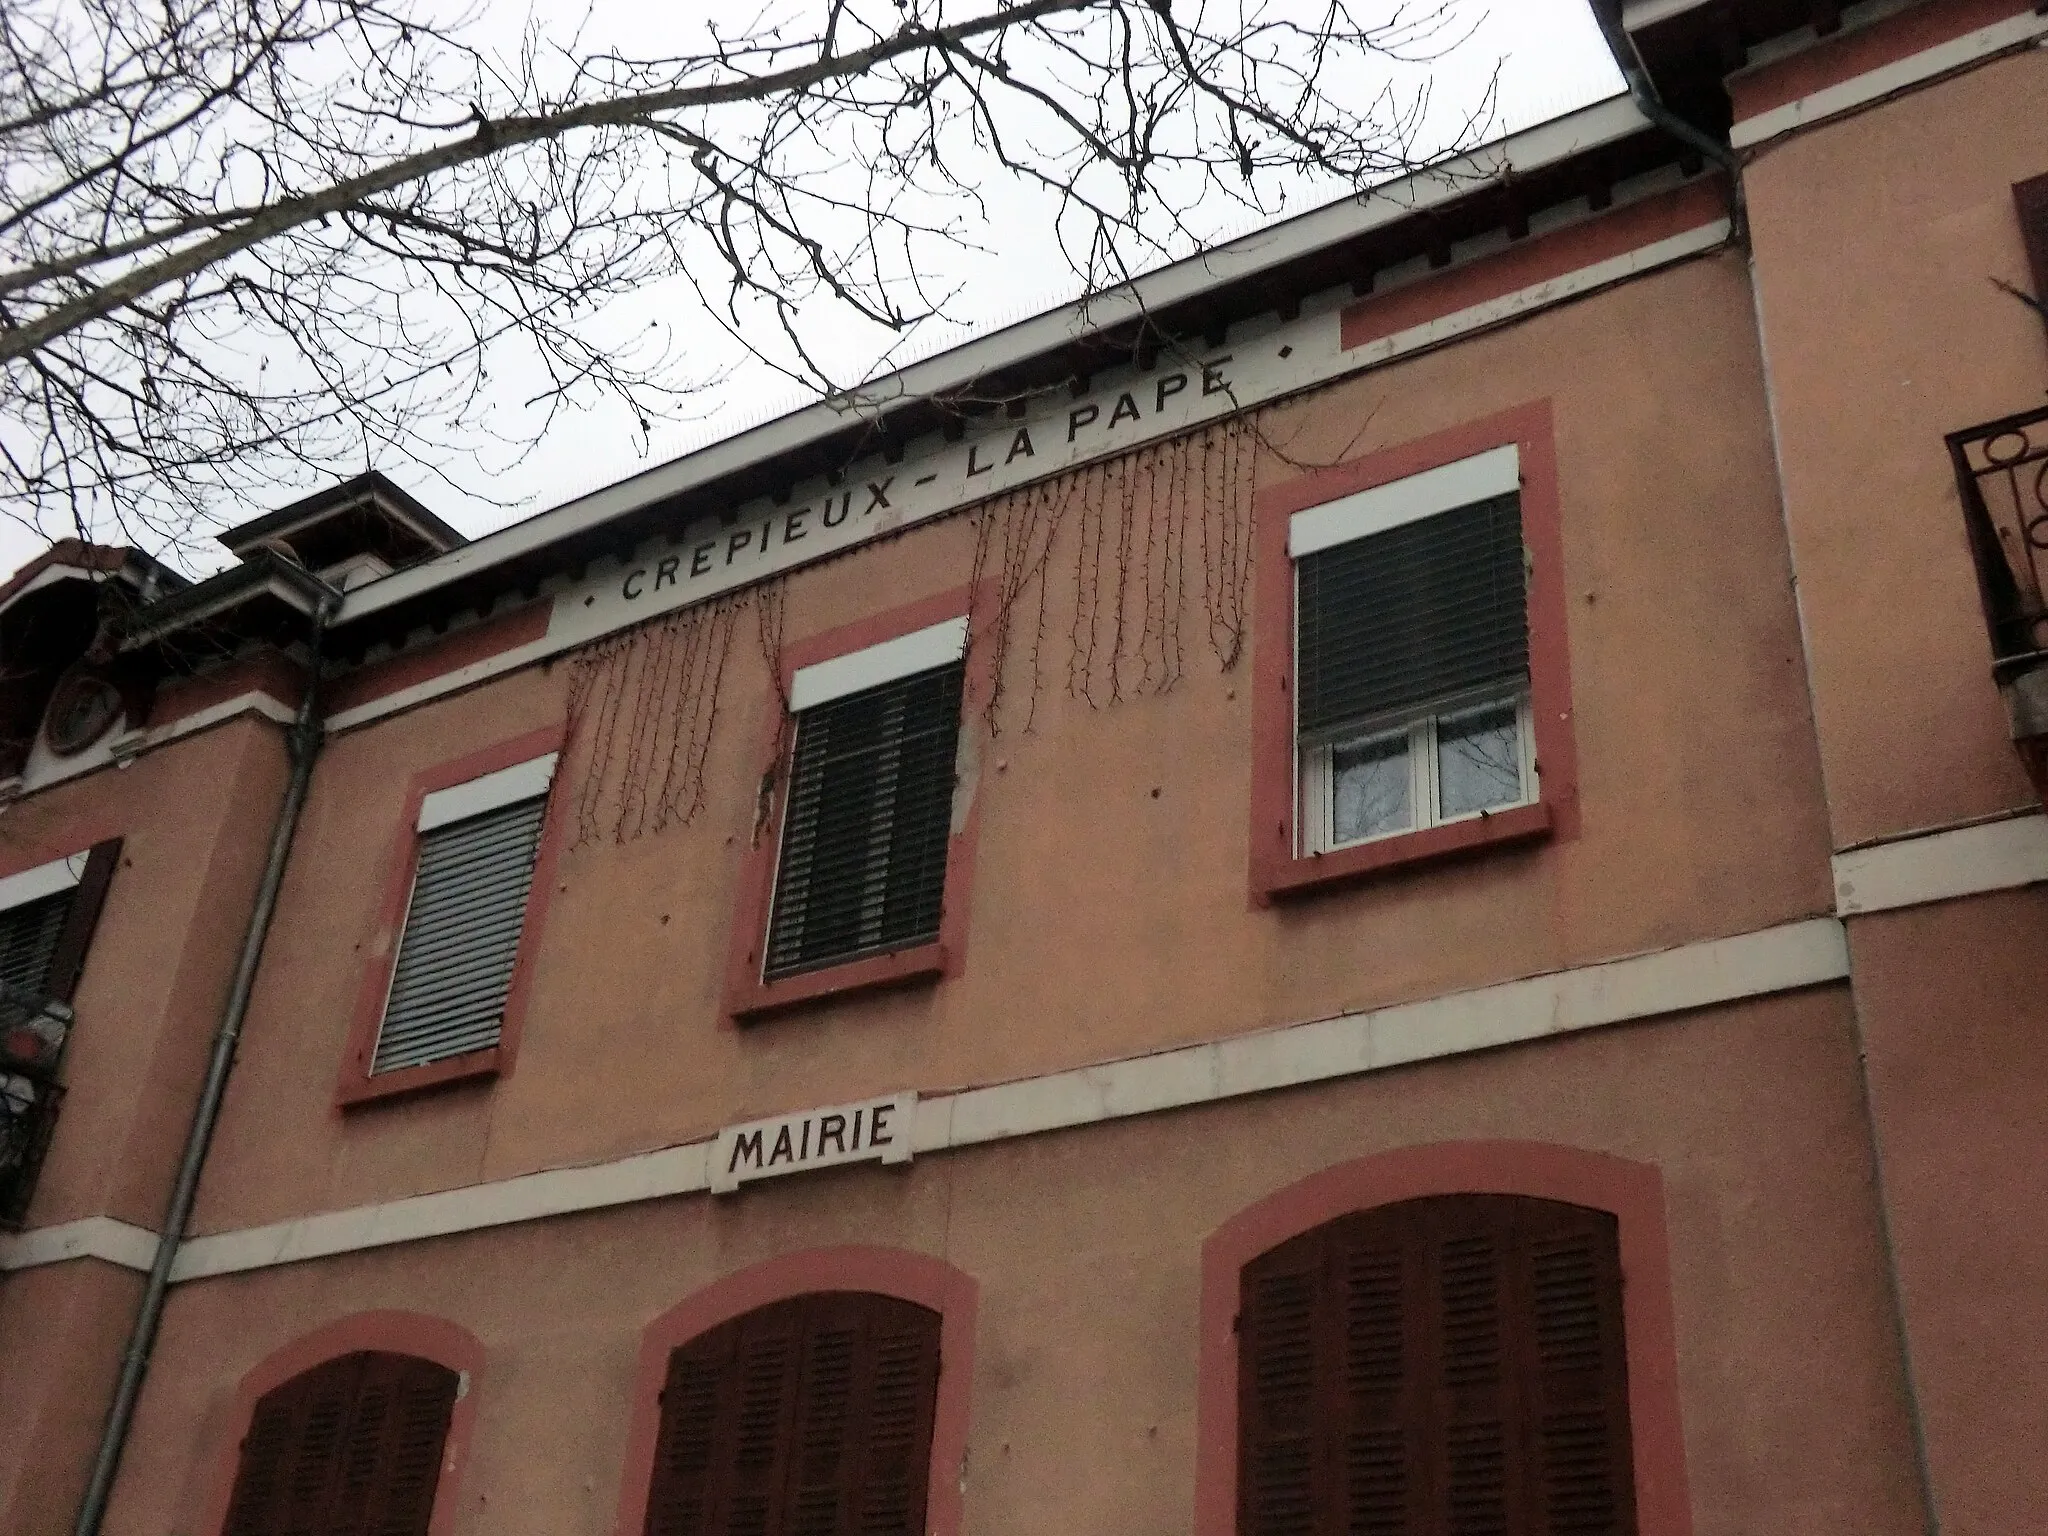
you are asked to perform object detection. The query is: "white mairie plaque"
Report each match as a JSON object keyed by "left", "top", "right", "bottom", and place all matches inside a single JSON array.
[{"left": 711, "top": 1091, "right": 917, "bottom": 1194}]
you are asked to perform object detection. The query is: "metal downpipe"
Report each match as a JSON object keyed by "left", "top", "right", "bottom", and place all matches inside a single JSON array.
[
  {"left": 72, "top": 599, "right": 335, "bottom": 1536},
  {"left": 1590, "top": 3, "right": 1746, "bottom": 237}
]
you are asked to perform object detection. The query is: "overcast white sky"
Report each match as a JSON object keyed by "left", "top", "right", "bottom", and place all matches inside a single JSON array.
[{"left": 9, "top": 0, "right": 1623, "bottom": 578}]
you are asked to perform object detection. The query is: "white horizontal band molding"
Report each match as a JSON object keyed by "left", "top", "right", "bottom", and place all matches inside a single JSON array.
[
  {"left": 924, "top": 918, "right": 1847, "bottom": 1148},
  {"left": 6, "top": 692, "right": 300, "bottom": 805},
  {"left": 1289, "top": 445, "right": 1520, "bottom": 558},
  {"left": 337, "top": 96, "right": 1652, "bottom": 625},
  {"left": 1346, "top": 221, "right": 1731, "bottom": 375},
  {"left": 317, "top": 217, "right": 1731, "bottom": 741},
  {"left": 1834, "top": 811, "right": 2048, "bottom": 916},
  {"left": 0, "top": 914, "right": 1841, "bottom": 1283},
  {"left": 0, "top": 849, "right": 89, "bottom": 913},
  {"left": 1730, "top": 8, "right": 2048, "bottom": 148},
  {"left": 149, "top": 690, "right": 299, "bottom": 740},
  {"left": 171, "top": 1142, "right": 712, "bottom": 1282},
  {"left": 417, "top": 752, "right": 559, "bottom": 832},
  {"left": 789, "top": 618, "right": 969, "bottom": 713},
  {"left": 323, "top": 636, "right": 560, "bottom": 735},
  {"left": 0, "top": 1216, "right": 158, "bottom": 1275}
]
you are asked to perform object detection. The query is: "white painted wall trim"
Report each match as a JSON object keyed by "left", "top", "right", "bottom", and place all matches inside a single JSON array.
[
  {"left": 323, "top": 637, "right": 559, "bottom": 735},
  {"left": 0, "top": 1216, "right": 158, "bottom": 1274},
  {"left": 0, "top": 849, "right": 89, "bottom": 913},
  {"left": 920, "top": 918, "right": 1846, "bottom": 1150},
  {"left": 149, "top": 691, "right": 300, "bottom": 741},
  {"left": 1343, "top": 220, "right": 1732, "bottom": 372},
  {"left": 0, "top": 691, "right": 299, "bottom": 806},
  {"left": 789, "top": 618, "right": 969, "bottom": 712},
  {"left": 417, "top": 752, "right": 559, "bottom": 832},
  {"left": 1731, "top": 9, "right": 2048, "bottom": 149},
  {"left": 3, "top": 914, "right": 1845, "bottom": 1281},
  {"left": 1834, "top": 811, "right": 2048, "bottom": 915},
  {"left": 1289, "top": 445, "right": 1520, "bottom": 557}
]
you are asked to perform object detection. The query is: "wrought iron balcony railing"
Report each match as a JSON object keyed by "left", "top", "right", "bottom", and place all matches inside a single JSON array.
[{"left": 1948, "top": 402, "right": 2048, "bottom": 672}]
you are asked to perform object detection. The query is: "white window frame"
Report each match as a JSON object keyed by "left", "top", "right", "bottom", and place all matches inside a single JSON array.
[
  {"left": 1297, "top": 686, "right": 1537, "bottom": 855},
  {"left": 367, "top": 751, "right": 559, "bottom": 1075},
  {"left": 763, "top": 621, "right": 970, "bottom": 983},
  {"left": 1289, "top": 444, "right": 1534, "bottom": 858}
]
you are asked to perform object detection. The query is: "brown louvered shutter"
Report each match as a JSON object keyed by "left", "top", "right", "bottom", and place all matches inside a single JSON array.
[
  {"left": 1237, "top": 1196, "right": 1635, "bottom": 1536},
  {"left": 1437, "top": 1217, "right": 1513, "bottom": 1536},
  {"left": 220, "top": 1350, "right": 459, "bottom": 1536},
  {"left": 1237, "top": 1235, "right": 1322, "bottom": 1536},
  {"left": 1524, "top": 1204, "right": 1637, "bottom": 1535},
  {"left": 43, "top": 838, "right": 119, "bottom": 1004},
  {"left": 642, "top": 1292, "right": 943, "bottom": 1536}
]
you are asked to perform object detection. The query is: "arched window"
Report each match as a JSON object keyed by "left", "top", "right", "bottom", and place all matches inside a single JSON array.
[
  {"left": 641, "top": 1291, "right": 943, "bottom": 1536},
  {"left": 1238, "top": 1194, "right": 1637, "bottom": 1536},
  {"left": 220, "top": 1350, "right": 460, "bottom": 1536}
]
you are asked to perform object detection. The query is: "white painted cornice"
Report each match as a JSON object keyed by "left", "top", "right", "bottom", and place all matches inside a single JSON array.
[{"left": 4, "top": 914, "right": 1847, "bottom": 1281}]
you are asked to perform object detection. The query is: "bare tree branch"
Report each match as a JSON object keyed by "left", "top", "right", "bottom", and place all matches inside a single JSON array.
[{"left": 0, "top": 0, "right": 1491, "bottom": 553}]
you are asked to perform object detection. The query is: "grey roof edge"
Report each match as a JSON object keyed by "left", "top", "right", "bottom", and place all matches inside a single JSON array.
[
  {"left": 218, "top": 470, "right": 468, "bottom": 558},
  {"left": 119, "top": 550, "right": 340, "bottom": 651},
  {"left": 336, "top": 92, "right": 1652, "bottom": 626}
]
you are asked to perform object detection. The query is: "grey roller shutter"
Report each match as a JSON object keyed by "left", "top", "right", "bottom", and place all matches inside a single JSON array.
[
  {"left": 374, "top": 796, "right": 546, "bottom": 1074},
  {"left": 1296, "top": 494, "right": 1528, "bottom": 736},
  {"left": 765, "top": 662, "right": 963, "bottom": 981}
]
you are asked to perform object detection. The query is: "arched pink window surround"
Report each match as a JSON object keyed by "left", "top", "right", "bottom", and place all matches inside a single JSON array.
[
  {"left": 611, "top": 1245, "right": 979, "bottom": 1536},
  {"left": 195, "top": 1309, "right": 485, "bottom": 1536},
  {"left": 1194, "top": 1141, "right": 1694, "bottom": 1536}
]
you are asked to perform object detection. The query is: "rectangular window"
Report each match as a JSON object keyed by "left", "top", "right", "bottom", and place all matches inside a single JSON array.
[
  {"left": 1292, "top": 449, "right": 1533, "bottom": 856},
  {"left": 764, "top": 660, "right": 965, "bottom": 981},
  {"left": 0, "top": 840, "right": 119, "bottom": 1226},
  {"left": 371, "top": 755, "right": 555, "bottom": 1075},
  {"left": 0, "top": 889, "right": 76, "bottom": 999}
]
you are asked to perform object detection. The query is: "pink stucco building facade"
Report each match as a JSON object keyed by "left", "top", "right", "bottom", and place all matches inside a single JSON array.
[{"left": 2, "top": 3, "right": 2045, "bottom": 1533}]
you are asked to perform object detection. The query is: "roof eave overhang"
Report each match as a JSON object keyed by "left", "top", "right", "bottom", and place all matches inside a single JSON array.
[
  {"left": 119, "top": 557, "right": 338, "bottom": 652},
  {"left": 334, "top": 91, "right": 1693, "bottom": 646},
  {"left": 218, "top": 470, "right": 469, "bottom": 560}
]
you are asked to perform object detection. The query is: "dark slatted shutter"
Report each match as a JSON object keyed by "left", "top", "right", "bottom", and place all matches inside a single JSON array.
[
  {"left": 43, "top": 839, "right": 120, "bottom": 1004},
  {"left": 374, "top": 797, "right": 547, "bottom": 1073},
  {"left": 1238, "top": 1196, "right": 1635, "bottom": 1536},
  {"left": 0, "top": 842, "right": 116, "bottom": 1226},
  {"left": 1526, "top": 1206, "right": 1637, "bottom": 1535},
  {"left": 1296, "top": 496, "right": 1528, "bottom": 735},
  {"left": 222, "top": 1350, "right": 459, "bottom": 1536},
  {"left": 764, "top": 665, "right": 963, "bottom": 980},
  {"left": 1237, "top": 1234, "right": 1322, "bottom": 1536},
  {"left": 2018, "top": 174, "right": 2048, "bottom": 333},
  {"left": 643, "top": 1292, "right": 943, "bottom": 1536},
  {"left": 0, "top": 839, "right": 117, "bottom": 1004},
  {"left": 0, "top": 892, "right": 74, "bottom": 999},
  {"left": 1439, "top": 1224, "right": 1511, "bottom": 1536}
]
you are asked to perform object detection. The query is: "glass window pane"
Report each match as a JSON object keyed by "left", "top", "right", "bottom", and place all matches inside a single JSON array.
[
  {"left": 1332, "top": 729, "right": 1412, "bottom": 844},
  {"left": 1437, "top": 701, "right": 1523, "bottom": 818}
]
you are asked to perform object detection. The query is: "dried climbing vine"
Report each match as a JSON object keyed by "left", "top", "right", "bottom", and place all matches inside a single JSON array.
[
  {"left": 563, "top": 412, "right": 1260, "bottom": 843},
  {"left": 969, "top": 413, "right": 1257, "bottom": 734},
  {"left": 563, "top": 587, "right": 750, "bottom": 848}
]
